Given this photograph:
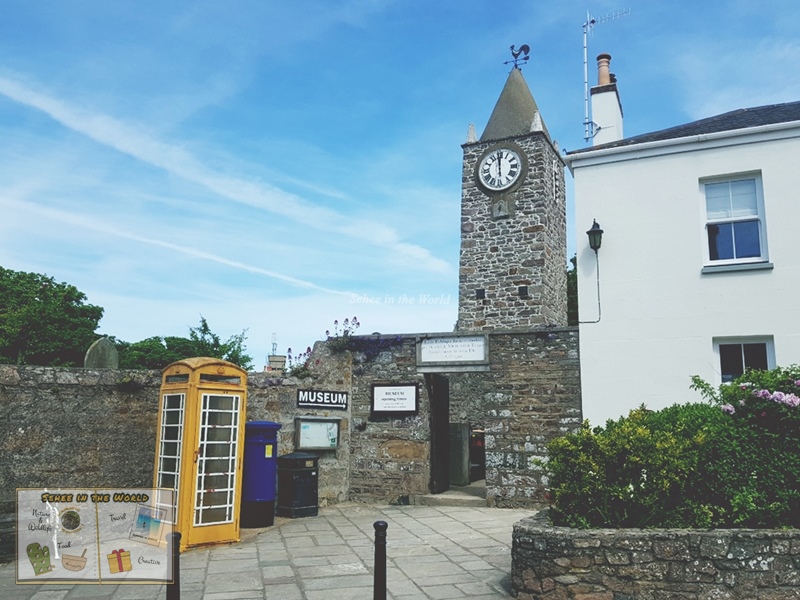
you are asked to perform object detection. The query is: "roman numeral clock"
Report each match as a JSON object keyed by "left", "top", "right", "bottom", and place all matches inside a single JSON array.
[{"left": 474, "top": 142, "right": 528, "bottom": 218}]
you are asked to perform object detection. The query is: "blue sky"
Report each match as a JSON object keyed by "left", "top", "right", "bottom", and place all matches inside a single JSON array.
[{"left": 1, "top": 1, "right": 798, "bottom": 368}]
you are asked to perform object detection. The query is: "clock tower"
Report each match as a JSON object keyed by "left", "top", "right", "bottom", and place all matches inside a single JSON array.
[{"left": 457, "top": 65, "right": 567, "bottom": 331}]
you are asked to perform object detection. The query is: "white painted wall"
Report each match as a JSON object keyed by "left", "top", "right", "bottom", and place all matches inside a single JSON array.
[
  {"left": 569, "top": 127, "right": 800, "bottom": 426},
  {"left": 591, "top": 89, "right": 623, "bottom": 146}
]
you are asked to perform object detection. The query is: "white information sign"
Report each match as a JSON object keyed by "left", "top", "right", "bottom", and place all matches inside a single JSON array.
[
  {"left": 419, "top": 336, "right": 487, "bottom": 363},
  {"left": 372, "top": 384, "right": 418, "bottom": 414}
]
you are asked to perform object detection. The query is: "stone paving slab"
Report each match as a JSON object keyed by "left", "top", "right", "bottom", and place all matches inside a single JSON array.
[{"left": 2, "top": 503, "right": 537, "bottom": 599}]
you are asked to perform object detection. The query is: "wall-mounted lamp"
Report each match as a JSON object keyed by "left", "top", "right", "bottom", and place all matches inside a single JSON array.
[
  {"left": 580, "top": 219, "right": 604, "bottom": 324},
  {"left": 586, "top": 219, "right": 604, "bottom": 253}
]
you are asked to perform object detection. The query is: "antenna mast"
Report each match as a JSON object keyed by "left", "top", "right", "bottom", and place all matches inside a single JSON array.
[
  {"left": 583, "top": 8, "right": 630, "bottom": 141},
  {"left": 271, "top": 333, "right": 277, "bottom": 355}
]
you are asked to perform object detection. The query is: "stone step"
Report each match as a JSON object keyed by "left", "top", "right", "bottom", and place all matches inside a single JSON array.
[
  {"left": 413, "top": 493, "right": 487, "bottom": 507},
  {"left": 412, "top": 481, "right": 487, "bottom": 507}
]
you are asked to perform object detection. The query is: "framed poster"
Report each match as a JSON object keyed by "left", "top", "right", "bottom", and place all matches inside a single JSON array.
[
  {"left": 295, "top": 418, "right": 340, "bottom": 450},
  {"left": 371, "top": 384, "right": 418, "bottom": 416}
]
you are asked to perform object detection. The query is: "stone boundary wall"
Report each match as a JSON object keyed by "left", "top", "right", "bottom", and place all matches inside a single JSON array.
[
  {"left": 0, "top": 366, "right": 162, "bottom": 563},
  {"left": 512, "top": 511, "right": 800, "bottom": 599},
  {"left": 247, "top": 343, "right": 352, "bottom": 507},
  {"left": 347, "top": 336, "right": 431, "bottom": 504},
  {"left": 449, "top": 328, "right": 581, "bottom": 508},
  {"left": 0, "top": 357, "right": 351, "bottom": 562}
]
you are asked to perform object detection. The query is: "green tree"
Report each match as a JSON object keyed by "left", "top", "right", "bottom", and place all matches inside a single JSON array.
[
  {"left": 188, "top": 316, "right": 253, "bottom": 370},
  {"left": 116, "top": 317, "right": 253, "bottom": 371},
  {"left": 0, "top": 267, "right": 103, "bottom": 366},
  {"left": 567, "top": 255, "right": 578, "bottom": 326}
]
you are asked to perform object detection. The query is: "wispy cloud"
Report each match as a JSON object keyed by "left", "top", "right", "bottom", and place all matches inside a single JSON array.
[
  {"left": 5, "top": 196, "right": 352, "bottom": 296},
  {"left": 0, "top": 75, "right": 452, "bottom": 274}
]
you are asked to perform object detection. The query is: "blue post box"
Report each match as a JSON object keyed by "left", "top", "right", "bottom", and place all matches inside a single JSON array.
[{"left": 241, "top": 421, "right": 282, "bottom": 528}]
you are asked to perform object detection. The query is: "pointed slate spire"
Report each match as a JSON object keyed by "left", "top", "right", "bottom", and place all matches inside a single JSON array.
[{"left": 480, "top": 67, "right": 551, "bottom": 142}]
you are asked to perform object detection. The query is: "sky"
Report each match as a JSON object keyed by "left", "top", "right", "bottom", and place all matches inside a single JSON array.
[{"left": 1, "top": 1, "right": 799, "bottom": 369}]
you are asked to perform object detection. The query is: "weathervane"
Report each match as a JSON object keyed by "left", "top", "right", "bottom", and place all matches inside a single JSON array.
[{"left": 504, "top": 44, "right": 530, "bottom": 69}]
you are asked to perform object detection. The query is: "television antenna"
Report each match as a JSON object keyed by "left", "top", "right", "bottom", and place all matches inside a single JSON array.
[
  {"left": 271, "top": 333, "right": 277, "bottom": 355},
  {"left": 583, "top": 8, "right": 630, "bottom": 141}
]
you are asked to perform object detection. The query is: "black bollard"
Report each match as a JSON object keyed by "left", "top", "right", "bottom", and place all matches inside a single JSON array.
[
  {"left": 373, "top": 521, "right": 388, "bottom": 600},
  {"left": 166, "top": 531, "right": 181, "bottom": 600}
]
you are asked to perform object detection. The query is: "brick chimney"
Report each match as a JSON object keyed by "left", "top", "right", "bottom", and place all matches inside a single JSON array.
[{"left": 591, "top": 53, "right": 624, "bottom": 145}]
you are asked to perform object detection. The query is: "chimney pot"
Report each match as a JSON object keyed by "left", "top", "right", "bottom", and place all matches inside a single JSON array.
[{"left": 597, "top": 53, "right": 612, "bottom": 86}]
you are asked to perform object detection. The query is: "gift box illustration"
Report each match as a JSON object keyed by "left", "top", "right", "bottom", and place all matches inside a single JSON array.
[
  {"left": 106, "top": 548, "right": 132, "bottom": 574},
  {"left": 26, "top": 543, "right": 54, "bottom": 576}
]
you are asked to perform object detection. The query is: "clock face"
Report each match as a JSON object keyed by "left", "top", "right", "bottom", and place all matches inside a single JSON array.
[{"left": 478, "top": 148, "right": 523, "bottom": 191}]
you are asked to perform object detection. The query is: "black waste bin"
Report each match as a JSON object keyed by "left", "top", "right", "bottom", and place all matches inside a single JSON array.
[
  {"left": 241, "top": 421, "right": 282, "bottom": 528},
  {"left": 276, "top": 452, "right": 319, "bottom": 518}
]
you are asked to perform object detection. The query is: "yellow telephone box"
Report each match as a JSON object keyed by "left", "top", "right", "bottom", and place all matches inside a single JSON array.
[{"left": 153, "top": 357, "right": 247, "bottom": 552}]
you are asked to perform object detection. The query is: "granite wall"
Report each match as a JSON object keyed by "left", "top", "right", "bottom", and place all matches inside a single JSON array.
[
  {"left": 1, "top": 328, "right": 582, "bottom": 561},
  {"left": 347, "top": 336, "right": 432, "bottom": 504},
  {"left": 450, "top": 327, "right": 582, "bottom": 508},
  {"left": 0, "top": 366, "right": 161, "bottom": 562},
  {"left": 458, "top": 132, "right": 567, "bottom": 331},
  {"left": 512, "top": 511, "right": 800, "bottom": 599},
  {"left": 0, "top": 352, "right": 352, "bottom": 562}
]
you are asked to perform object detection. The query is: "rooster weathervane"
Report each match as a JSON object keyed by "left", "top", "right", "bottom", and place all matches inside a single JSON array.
[{"left": 504, "top": 44, "right": 530, "bottom": 69}]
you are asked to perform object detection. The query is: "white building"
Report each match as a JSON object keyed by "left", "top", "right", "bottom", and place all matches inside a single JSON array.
[{"left": 566, "top": 55, "right": 800, "bottom": 426}]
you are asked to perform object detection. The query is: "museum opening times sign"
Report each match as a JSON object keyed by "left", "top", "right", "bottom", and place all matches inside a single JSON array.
[
  {"left": 17, "top": 488, "right": 173, "bottom": 584},
  {"left": 371, "top": 384, "right": 418, "bottom": 416}
]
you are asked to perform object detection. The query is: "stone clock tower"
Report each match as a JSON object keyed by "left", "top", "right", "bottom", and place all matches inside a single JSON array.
[{"left": 457, "top": 65, "right": 567, "bottom": 331}]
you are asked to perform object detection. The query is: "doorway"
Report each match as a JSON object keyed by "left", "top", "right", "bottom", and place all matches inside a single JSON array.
[{"left": 425, "top": 373, "right": 450, "bottom": 494}]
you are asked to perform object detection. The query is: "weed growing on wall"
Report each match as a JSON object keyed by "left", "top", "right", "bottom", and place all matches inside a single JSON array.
[
  {"left": 325, "top": 317, "right": 404, "bottom": 361},
  {"left": 286, "top": 346, "right": 313, "bottom": 379}
]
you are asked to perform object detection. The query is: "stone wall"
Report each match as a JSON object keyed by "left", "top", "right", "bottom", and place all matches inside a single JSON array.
[
  {"left": 450, "top": 328, "right": 581, "bottom": 507},
  {"left": 0, "top": 366, "right": 162, "bottom": 562},
  {"left": 0, "top": 354, "right": 353, "bottom": 561},
  {"left": 1, "top": 330, "right": 582, "bottom": 560},
  {"left": 458, "top": 132, "right": 567, "bottom": 331},
  {"left": 347, "top": 336, "right": 431, "bottom": 504},
  {"left": 512, "top": 511, "right": 800, "bottom": 599},
  {"left": 247, "top": 343, "right": 352, "bottom": 506}
]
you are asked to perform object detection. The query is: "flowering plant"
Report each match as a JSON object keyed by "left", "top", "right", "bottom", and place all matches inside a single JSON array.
[
  {"left": 325, "top": 316, "right": 404, "bottom": 361},
  {"left": 691, "top": 365, "right": 800, "bottom": 437},
  {"left": 286, "top": 346, "right": 314, "bottom": 379}
]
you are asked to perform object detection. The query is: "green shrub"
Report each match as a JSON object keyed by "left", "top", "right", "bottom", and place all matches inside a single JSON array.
[{"left": 547, "top": 367, "right": 800, "bottom": 529}]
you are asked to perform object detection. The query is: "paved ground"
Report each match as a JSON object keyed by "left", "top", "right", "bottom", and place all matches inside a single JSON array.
[{"left": 2, "top": 503, "right": 536, "bottom": 599}]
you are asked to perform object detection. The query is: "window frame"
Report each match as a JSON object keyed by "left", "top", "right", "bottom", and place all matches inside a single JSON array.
[
  {"left": 701, "top": 173, "right": 768, "bottom": 268},
  {"left": 713, "top": 336, "right": 775, "bottom": 384}
]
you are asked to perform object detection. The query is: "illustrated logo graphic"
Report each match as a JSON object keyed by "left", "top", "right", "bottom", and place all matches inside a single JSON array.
[
  {"left": 60, "top": 508, "right": 83, "bottom": 533},
  {"left": 130, "top": 504, "right": 166, "bottom": 546},
  {"left": 107, "top": 548, "right": 133, "bottom": 574},
  {"left": 61, "top": 548, "right": 88, "bottom": 572},
  {"left": 26, "top": 543, "right": 54, "bottom": 576}
]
